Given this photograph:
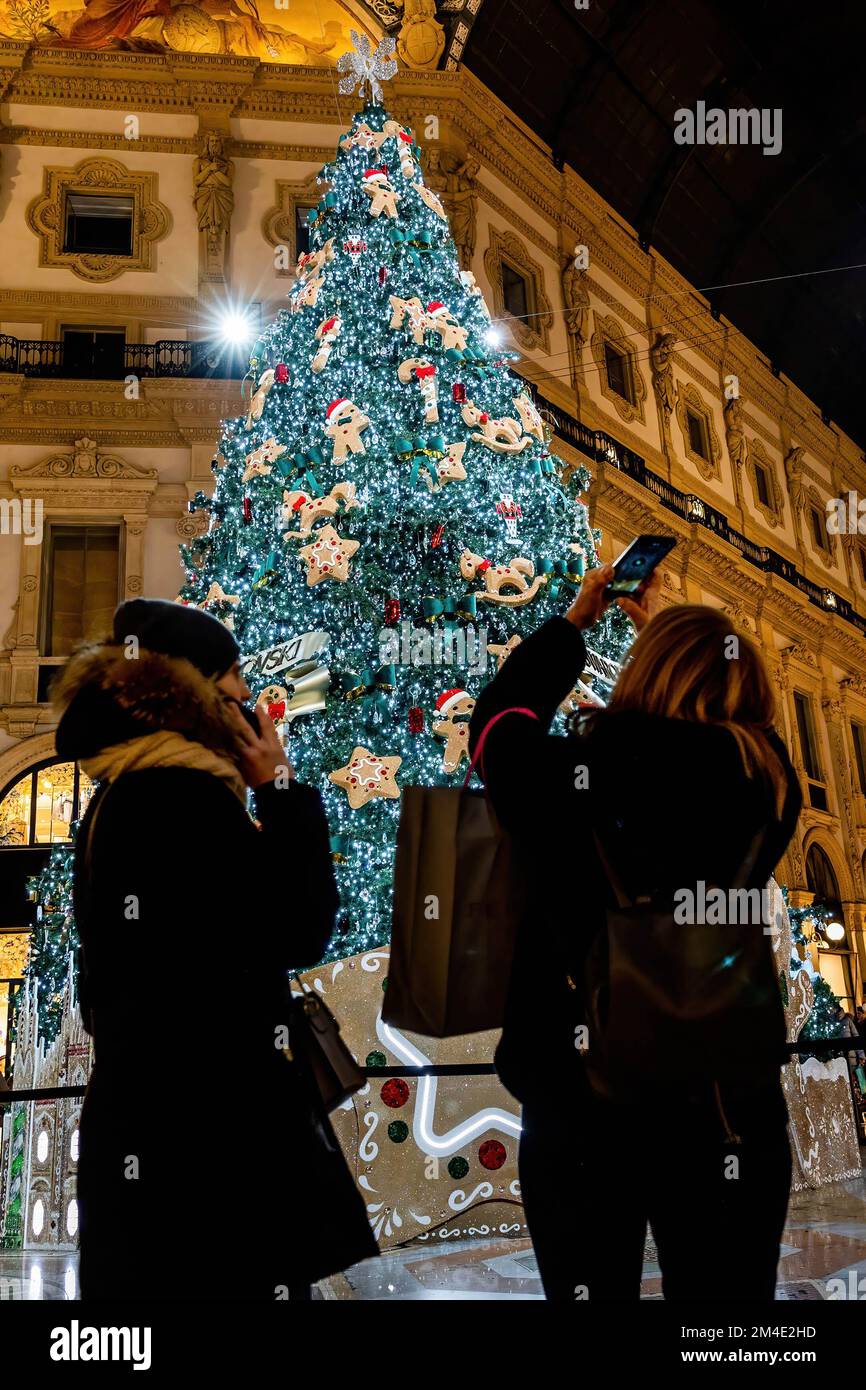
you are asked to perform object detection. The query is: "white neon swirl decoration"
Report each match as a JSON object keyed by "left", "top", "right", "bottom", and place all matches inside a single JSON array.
[{"left": 375, "top": 1015, "right": 522, "bottom": 1157}]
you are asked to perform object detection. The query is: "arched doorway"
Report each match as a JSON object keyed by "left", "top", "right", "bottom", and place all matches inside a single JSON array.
[
  {"left": 0, "top": 758, "right": 94, "bottom": 1078},
  {"left": 805, "top": 842, "right": 853, "bottom": 1006}
]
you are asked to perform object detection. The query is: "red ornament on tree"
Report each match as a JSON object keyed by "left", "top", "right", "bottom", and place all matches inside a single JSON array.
[
  {"left": 242, "top": 497, "right": 252, "bottom": 524},
  {"left": 378, "top": 266, "right": 388, "bottom": 286},
  {"left": 384, "top": 597, "right": 401, "bottom": 625},
  {"left": 275, "top": 363, "right": 290, "bottom": 384},
  {"left": 478, "top": 1139, "right": 507, "bottom": 1170},
  {"left": 452, "top": 382, "right": 466, "bottom": 405},
  {"left": 381, "top": 1078, "right": 409, "bottom": 1108},
  {"left": 408, "top": 706, "right": 424, "bottom": 734},
  {"left": 430, "top": 524, "right": 445, "bottom": 549}
]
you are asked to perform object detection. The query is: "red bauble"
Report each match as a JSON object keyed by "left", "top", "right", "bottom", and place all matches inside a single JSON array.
[
  {"left": 478, "top": 1139, "right": 507, "bottom": 1170},
  {"left": 430, "top": 524, "right": 445, "bottom": 549},
  {"left": 381, "top": 1078, "right": 409, "bottom": 1108},
  {"left": 408, "top": 706, "right": 424, "bottom": 734},
  {"left": 452, "top": 382, "right": 466, "bottom": 404},
  {"left": 384, "top": 597, "right": 401, "bottom": 625},
  {"left": 275, "top": 363, "right": 290, "bottom": 384},
  {"left": 242, "top": 497, "right": 252, "bottom": 524},
  {"left": 378, "top": 266, "right": 388, "bottom": 286}
]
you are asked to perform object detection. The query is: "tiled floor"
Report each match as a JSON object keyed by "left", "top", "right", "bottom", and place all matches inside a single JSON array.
[{"left": 3, "top": 1165, "right": 865, "bottom": 1300}]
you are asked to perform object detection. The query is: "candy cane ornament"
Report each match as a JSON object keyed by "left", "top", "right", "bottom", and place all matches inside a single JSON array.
[
  {"left": 312, "top": 315, "right": 342, "bottom": 373},
  {"left": 398, "top": 358, "right": 439, "bottom": 423}
]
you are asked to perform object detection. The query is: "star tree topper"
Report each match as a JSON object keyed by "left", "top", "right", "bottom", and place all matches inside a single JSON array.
[{"left": 337, "top": 30, "right": 398, "bottom": 107}]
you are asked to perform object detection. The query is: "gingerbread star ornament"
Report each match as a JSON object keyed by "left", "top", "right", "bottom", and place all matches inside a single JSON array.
[
  {"left": 297, "top": 523, "right": 360, "bottom": 586},
  {"left": 329, "top": 747, "right": 402, "bottom": 809}
]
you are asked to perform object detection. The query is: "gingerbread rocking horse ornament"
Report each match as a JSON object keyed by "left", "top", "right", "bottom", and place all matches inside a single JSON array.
[{"left": 459, "top": 549, "right": 548, "bottom": 606}]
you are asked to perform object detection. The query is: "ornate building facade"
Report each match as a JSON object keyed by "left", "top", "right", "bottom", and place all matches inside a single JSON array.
[{"left": 1, "top": 6, "right": 865, "bottom": 1066}]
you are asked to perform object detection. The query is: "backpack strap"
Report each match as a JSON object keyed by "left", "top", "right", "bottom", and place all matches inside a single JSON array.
[{"left": 463, "top": 707, "right": 539, "bottom": 790}]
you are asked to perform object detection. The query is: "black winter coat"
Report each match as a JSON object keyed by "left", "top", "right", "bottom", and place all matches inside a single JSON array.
[
  {"left": 468, "top": 617, "right": 803, "bottom": 1106},
  {"left": 55, "top": 642, "right": 378, "bottom": 1299}
]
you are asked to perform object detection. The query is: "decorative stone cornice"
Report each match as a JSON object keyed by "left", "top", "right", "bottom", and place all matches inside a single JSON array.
[
  {"left": 10, "top": 436, "right": 157, "bottom": 483},
  {"left": 781, "top": 640, "right": 819, "bottom": 669}
]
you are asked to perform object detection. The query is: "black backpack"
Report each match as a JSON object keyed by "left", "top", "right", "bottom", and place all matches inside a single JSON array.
[{"left": 582, "top": 828, "right": 786, "bottom": 1099}]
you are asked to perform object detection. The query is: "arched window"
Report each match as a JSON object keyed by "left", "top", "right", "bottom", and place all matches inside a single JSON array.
[
  {"left": 805, "top": 844, "right": 840, "bottom": 904},
  {"left": 0, "top": 762, "right": 94, "bottom": 848},
  {"left": 805, "top": 843, "right": 845, "bottom": 938}
]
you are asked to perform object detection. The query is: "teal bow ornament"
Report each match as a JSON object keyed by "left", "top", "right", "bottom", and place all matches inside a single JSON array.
[
  {"left": 538, "top": 555, "right": 585, "bottom": 599},
  {"left": 529, "top": 453, "right": 557, "bottom": 480},
  {"left": 422, "top": 594, "right": 478, "bottom": 627},
  {"left": 274, "top": 446, "right": 326, "bottom": 481},
  {"left": 390, "top": 226, "right": 434, "bottom": 269},
  {"left": 341, "top": 663, "right": 397, "bottom": 719}
]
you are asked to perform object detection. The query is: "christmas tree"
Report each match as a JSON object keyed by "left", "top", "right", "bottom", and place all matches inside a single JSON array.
[
  {"left": 787, "top": 900, "right": 845, "bottom": 1043},
  {"left": 23, "top": 841, "right": 77, "bottom": 1045},
  {"left": 178, "top": 44, "right": 632, "bottom": 966}
]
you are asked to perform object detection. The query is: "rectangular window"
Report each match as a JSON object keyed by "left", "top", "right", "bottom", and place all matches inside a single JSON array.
[
  {"left": 61, "top": 327, "right": 126, "bottom": 378},
  {"left": 63, "top": 193, "right": 134, "bottom": 256},
  {"left": 43, "top": 526, "right": 121, "bottom": 657},
  {"left": 810, "top": 506, "right": 827, "bottom": 551},
  {"left": 755, "top": 463, "right": 771, "bottom": 508},
  {"left": 604, "top": 341, "right": 633, "bottom": 403},
  {"left": 501, "top": 262, "right": 529, "bottom": 322},
  {"left": 686, "top": 408, "right": 709, "bottom": 461},
  {"left": 295, "top": 205, "right": 316, "bottom": 259},
  {"left": 794, "top": 691, "right": 821, "bottom": 783},
  {"left": 852, "top": 722, "right": 866, "bottom": 797}
]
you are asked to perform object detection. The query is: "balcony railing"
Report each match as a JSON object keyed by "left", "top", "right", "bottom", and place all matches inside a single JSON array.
[
  {"left": 536, "top": 387, "right": 866, "bottom": 641},
  {"left": 0, "top": 335, "right": 248, "bottom": 380}
]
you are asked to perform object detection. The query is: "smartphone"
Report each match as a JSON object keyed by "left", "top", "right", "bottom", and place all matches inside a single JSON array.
[
  {"left": 607, "top": 535, "right": 676, "bottom": 594},
  {"left": 231, "top": 699, "right": 262, "bottom": 734}
]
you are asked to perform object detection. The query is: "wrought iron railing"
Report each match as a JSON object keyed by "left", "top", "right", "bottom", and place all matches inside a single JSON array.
[
  {"left": 537, "top": 389, "right": 866, "bottom": 639},
  {"left": 0, "top": 334, "right": 247, "bottom": 380}
]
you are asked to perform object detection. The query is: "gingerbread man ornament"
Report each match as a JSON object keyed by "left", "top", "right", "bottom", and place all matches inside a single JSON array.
[
  {"left": 433, "top": 688, "right": 476, "bottom": 772},
  {"left": 324, "top": 397, "right": 370, "bottom": 461}
]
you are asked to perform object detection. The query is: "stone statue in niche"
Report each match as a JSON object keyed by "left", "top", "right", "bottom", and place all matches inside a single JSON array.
[
  {"left": 784, "top": 445, "right": 807, "bottom": 514},
  {"left": 426, "top": 149, "right": 480, "bottom": 270},
  {"left": 561, "top": 247, "right": 591, "bottom": 343},
  {"left": 723, "top": 394, "right": 748, "bottom": 471},
  {"left": 650, "top": 330, "right": 677, "bottom": 416},
  {"left": 194, "top": 130, "right": 234, "bottom": 283}
]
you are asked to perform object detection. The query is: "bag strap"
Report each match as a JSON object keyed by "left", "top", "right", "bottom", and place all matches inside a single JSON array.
[
  {"left": 463, "top": 706, "right": 539, "bottom": 789},
  {"left": 592, "top": 824, "right": 769, "bottom": 911}
]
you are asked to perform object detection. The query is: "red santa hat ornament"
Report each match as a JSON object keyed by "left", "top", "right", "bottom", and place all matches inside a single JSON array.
[{"left": 436, "top": 688, "right": 470, "bottom": 718}]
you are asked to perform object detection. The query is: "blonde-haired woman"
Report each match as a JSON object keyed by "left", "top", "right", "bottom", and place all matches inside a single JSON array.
[{"left": 469, "top": 566, "right": 801, "bottom": 1302}]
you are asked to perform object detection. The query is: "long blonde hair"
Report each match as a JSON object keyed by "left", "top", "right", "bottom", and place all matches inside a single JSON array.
[{"left": 608, "top": 604, "right": 788, "bottom": 815}]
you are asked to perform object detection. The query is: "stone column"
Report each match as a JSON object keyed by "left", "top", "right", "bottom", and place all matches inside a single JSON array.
[{"left": 122, "top": 516, "right": 147, "bottom": 602}]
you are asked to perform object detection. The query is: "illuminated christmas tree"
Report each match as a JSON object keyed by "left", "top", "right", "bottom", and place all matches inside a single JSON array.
[
  {"left": 787, "top": 900, "right": 845, "bottom": 1042},
  {"left": 24, "top": 840, "right": 77, "bottom": 1045},
  {"left": 178, "top": 76, "right": 632, "bottom": 965}
]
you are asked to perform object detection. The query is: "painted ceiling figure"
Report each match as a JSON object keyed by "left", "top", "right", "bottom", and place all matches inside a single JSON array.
[
  {"left": 30, "top": 0, "right": 355, "bottom": 61},
  {"left": 55, "top": 0, "right": 171, "bottom": 48}
]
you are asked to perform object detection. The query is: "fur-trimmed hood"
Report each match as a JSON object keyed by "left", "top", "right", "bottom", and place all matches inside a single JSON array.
[{"left": 54, "top": 641, "right": 240, "bottom": 763}]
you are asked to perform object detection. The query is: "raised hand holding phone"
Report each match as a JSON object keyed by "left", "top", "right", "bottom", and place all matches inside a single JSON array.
[{"left": 226, "top": 698, "right": 295, "bottom": 789}]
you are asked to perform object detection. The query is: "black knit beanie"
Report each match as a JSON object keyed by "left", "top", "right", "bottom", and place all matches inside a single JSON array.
[{"left": 113, "top": 598, "right": 240, "bottom": 679}]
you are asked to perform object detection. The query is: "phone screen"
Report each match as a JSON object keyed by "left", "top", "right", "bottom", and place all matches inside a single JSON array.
[{"left": 607, "top": 535, "right": 676, "bottom": 594}]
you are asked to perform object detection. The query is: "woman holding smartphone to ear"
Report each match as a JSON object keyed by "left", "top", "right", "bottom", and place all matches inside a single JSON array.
[
  {"left": 54, "top": 598, "right": 377, "bottom": 1301},
  {"left": 469, "top": 562, "right": 802, "bottom": 1302}
]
